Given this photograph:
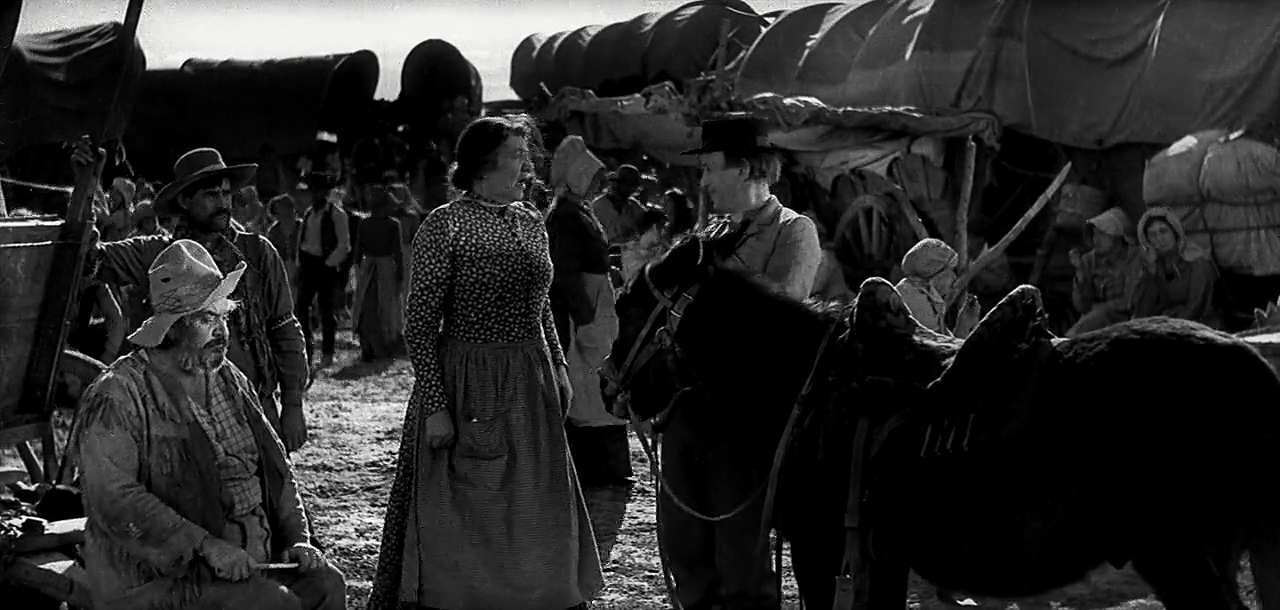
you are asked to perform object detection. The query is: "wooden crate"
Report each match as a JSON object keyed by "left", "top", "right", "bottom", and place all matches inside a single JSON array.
[{"left": 0, "top": 217, "right": 66, "bottom": 428}]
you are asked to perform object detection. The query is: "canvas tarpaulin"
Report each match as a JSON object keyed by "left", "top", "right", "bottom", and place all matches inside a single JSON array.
[
  {"left": 960, "top": 0, "right": 1280, "bottom": 149},
  {"left": 790, "top": 0, "right": 891, "bottom": 98},
  {"left": 509, "top": 33, "right": 546, "bottom": 101},
  {"left": 1143, "top": 129, "right": 1280, "bottom": 275},
  {"left": 798, "top": 0, "right": 1280, "bottom": 150},
  {"left": 581, "top": 12, "right": 661, "bottom": 98},
  {"left": 545, "top": 83, "right": 999, "bottom": 170},
  {"left": 531, "top": 31, "right": 569, "bottom": 97},
  {"left": 125, "top": 51, "right": 378, "bottom": 178},
  {"left": 642, "top": 0, "right": 766, "bottom": 91},
  {"left": 400, "top": 39, "right": 482, "bottom": 131},
  {"left": 734, "top": 3, "right": 842, "bottom": 99},
  {"left": 0, "top": 22, "right": 145, "bottom": 161},
  {"left": 548, "top": 25, "right": 602, "bottom": 94},
  {"left": 804, "top": 0, "right": 991, "bottom": 115}
]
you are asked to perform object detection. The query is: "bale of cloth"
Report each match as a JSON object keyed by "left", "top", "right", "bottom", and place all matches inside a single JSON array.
[{"left": 1143, "top": 129, "right": 1280, "bottom": 276}]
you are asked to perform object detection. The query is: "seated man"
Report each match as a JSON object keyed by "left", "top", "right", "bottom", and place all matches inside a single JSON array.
[{"left": 75, "top": 239, "right": 345, "bottom": 610}]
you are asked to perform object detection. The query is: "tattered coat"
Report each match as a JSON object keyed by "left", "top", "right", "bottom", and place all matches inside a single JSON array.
[{"left": 75, "top": 351, "right": 310, "bottom": 610}]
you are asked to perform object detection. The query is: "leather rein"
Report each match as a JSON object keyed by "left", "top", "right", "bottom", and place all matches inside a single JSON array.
[{"left": 601, "top": 262, "right": 839, "bottom": 527}]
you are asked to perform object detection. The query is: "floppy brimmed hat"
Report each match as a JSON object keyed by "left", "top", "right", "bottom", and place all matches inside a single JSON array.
[
  {"left": 153, "top": 148, "right": 257, "bottom": 217},
  {"left": 128, "top": 239, "right": 246, "bottom": 348},
  {"left": 682, "top": 115, "right": 784, "bottom": 156}
]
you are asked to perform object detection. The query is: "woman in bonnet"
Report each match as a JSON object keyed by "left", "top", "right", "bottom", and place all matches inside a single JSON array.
[
  {"left": 546, "top": 135, "right": 635, "bottom": 565},
  {"left": 895, "top": 237, "right": 982, "bottom": 338}
]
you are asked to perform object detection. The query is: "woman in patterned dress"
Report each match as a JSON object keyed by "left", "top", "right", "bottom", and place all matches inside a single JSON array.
[{"left": 368, "top": 117, "right": 603, "bottom": 610}]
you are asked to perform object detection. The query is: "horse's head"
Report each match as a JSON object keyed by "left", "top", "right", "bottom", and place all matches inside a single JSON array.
[{"left": 601, "top": 235, "right": 721, "bottom": 420}]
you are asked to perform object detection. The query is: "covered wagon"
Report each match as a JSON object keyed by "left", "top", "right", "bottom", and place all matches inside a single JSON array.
[{"left": 124, "top": 50, "right": 380, "bottom": 181}]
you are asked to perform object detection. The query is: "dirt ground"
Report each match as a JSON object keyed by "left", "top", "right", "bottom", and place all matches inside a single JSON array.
[{"left": 293, "top": 333, "right": 1176, "bottom": 610}]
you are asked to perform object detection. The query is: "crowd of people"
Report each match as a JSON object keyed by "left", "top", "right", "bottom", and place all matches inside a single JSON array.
[{"left": 1, "top": 104, "right": 1231, "bottom": 609}]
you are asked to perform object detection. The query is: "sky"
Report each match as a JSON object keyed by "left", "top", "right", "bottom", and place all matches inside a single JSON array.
[{"left": 20, "top": 0, "right": 817, "bottom": 101}]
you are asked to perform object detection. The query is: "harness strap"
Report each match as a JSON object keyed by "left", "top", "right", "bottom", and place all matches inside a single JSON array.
[
  {"left": 834, "top": 415, "right": 874, "bottom": 610},
  {"left": 755, "top": 320, "right": 840, "bottom": 558}
]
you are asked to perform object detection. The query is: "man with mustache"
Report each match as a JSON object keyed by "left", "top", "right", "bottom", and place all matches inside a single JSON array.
[
  {"left": 74, "top": 239, "right": 345, "bottom": 610},
  {"left": 75, "top": 142, "right": 311, "bottom": 453}
]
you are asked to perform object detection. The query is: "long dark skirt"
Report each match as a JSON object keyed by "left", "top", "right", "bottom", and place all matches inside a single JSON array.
[{"left": 368, "top": 338, "right": 603, "bottom": 610}]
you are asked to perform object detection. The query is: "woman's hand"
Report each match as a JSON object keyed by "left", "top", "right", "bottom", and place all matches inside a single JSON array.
[
  {"left": 556, "top": 363, "right": 573, "bottom": 420},
  {"left": 423, "top": 410, "right": 455, "bottom": 450}
]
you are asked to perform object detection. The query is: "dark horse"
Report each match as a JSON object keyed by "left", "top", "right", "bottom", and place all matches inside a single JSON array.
[{"left": 604, "top": 236, "right": 1280, "bottom": 610}]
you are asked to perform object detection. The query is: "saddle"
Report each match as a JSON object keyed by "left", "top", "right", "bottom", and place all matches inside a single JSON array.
[
  {"left": 866, "top": 284, "right": 1060, "bottom": 460},
  {"left": 919, "top": 285, "right": 1058, "bottom": 457}
]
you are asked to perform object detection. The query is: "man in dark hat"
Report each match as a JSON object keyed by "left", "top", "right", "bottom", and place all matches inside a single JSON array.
[
  {"left": 591, "top": 163, "right": 650, "bottom": 246},
  {"left": 656, "top": 115, "right": 822, "bottom": 610},
  {"left": 73, "top": 139, "right": 311, "bottom": 454}
]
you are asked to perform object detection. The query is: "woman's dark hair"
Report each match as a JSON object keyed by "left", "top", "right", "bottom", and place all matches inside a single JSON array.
[
  {"left": 663, "top": 188, "right": 696, "bottom": 238},
  {"left": 451, "top": 117, "right": 528, "bottom": 191}
]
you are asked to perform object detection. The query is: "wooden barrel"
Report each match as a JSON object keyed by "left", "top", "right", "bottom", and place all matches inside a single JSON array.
[
  {"left": 1240, "top": 329, "right": 1280, "bottom": 375},
  {"left": 0, "top": 217, "right": 65, "bottom": 424}
]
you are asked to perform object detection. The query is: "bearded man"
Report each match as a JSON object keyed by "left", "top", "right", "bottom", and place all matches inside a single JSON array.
[
  {"left": 75, "top": 239, "right": 345, "bottom": 610},
  {"left": 73, "top": 141, "right": 310, "bottom": 453},
  {"left": 658, "top": 116, "right": 822, "bottom": 610}
]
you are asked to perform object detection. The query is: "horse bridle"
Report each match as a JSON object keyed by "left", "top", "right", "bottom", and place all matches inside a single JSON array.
[{"left": 600, "top": 261, "right": 703, "bottom": 404}]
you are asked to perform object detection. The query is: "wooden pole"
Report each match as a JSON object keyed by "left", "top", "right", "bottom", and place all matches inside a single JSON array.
[
  {"left": 955, "top": 137, "right": 977, "bottom": 268},
  {"left": 0, "top": 0, "right": 24, "bottom": 216},
  {"left": 19, "top": 0, "right": 144, "bottom": 481},
  {"left": 948, "top": 161, "right": 1072, "bottom": 310}
]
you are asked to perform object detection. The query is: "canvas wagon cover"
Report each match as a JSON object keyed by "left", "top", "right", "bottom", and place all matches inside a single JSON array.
[
  {"left": 125, "top": 50, "right": 379, "bottom": 178},
  {"left": 806, "top": 0, "right": 989, "bottom": 116},
  {"left": 509, "top": 33, "right": 546, "bottom": 101},
  {"left": 960, "top": 0, "right": 1280, "bottom": 148},
  {"left": 580, "top": 12, "right": 662, "bottom": 98},
  {"left": 531, "top": 31, "right": 569, "bottom": 98},
  {"left": 789, "top": 0, "right": 890, "bottom": 98},
  {"left": 734, "top": 3, "right": 841, "bottom": 99},
  {"left": 797, "top": 0, "right": 1280, "bottom": 150},
  {"left": 400, "top": 39, "right": 482, "bottom": 127},
  {"left": 0, "top": 22, "right": 145, "bottom": 161},
  {"left": 642, "top": 0, "right": 766, "bottom": 90},
  {"left": 547, "top": 25, "right": 602, "bottom": 94}
]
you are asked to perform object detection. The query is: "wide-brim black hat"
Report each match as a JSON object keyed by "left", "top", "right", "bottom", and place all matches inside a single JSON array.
[
  {"left": 681, "top": 115, "right": 785, "bottom": 156},
  {"left": 153, "top": 148, "right": 257, "bottom": 217}
]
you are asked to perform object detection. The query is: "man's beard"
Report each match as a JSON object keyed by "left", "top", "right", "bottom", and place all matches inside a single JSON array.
[
  {"left": 191, "top": 209, "right": 232, "bottom": 233},
  {"left": 176, "top": 339, "right": 229, "bottom": 373}
]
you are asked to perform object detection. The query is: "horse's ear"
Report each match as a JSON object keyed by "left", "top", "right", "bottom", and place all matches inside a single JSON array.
[{"left": 851, "top": 277, "right": 922, "bottom": 338}]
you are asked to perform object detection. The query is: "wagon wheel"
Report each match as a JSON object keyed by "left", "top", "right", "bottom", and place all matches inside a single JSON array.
[
  {"left": 11, "top": 350, "right": 106, "bottom": 486},
  {"left": 49, "top": 349, "right": 106, "bottom": 485},
  {"left": 832, "top": 193, "right": 897, "bottom": 284}
]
